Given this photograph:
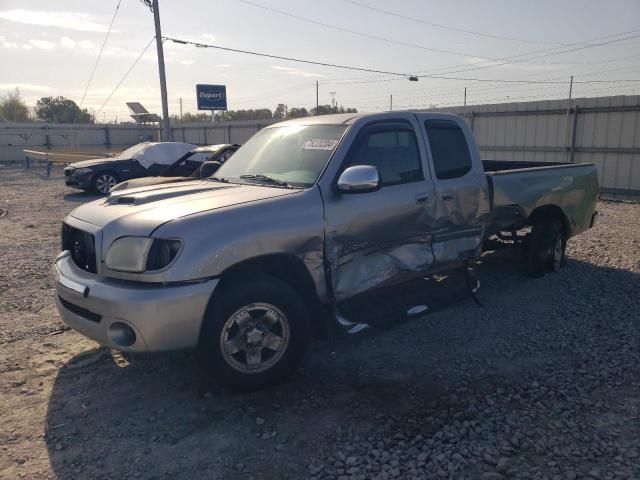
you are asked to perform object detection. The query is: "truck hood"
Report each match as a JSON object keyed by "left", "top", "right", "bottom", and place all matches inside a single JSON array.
[
  {"left": 68, "top": 180, "right": 300, "bottom": 239},
  {"left": 109, "top": 176, "right": 185, "bottom": 192}
]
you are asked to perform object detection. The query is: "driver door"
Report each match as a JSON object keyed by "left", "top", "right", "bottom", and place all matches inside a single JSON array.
[{"left": 323, "top": 119, "right": 436, "bottom": 301}]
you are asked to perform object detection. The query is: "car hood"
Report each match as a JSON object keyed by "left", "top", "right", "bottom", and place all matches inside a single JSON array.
[
  {"left": 68, "top": 157, "right": 126, "bottom": 169},
  {"left": 68, "top": 180, "right": 300, "bottom": 240}
]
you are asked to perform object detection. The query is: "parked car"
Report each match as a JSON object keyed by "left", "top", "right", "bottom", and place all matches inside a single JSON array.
[
  {"left": 63, "top": 142, "right": 197, "bottom": 194},
  {"left": 53, "top": 112, "right": 598, "bottom": 391},
  {"left": 109, "top": 144, "right": 240, "bottom": 192}
]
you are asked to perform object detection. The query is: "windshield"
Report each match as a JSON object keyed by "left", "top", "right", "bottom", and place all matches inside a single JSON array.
[
  {"left": 215, "top": 125, "right": 347, "bottom": 187},
  {"left": 114, "top": 143, "right": 148, "bottom": 160}
]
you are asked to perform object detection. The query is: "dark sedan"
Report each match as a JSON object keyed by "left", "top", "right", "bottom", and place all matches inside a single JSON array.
[
  {"left": 109, "top": 144, "right": 240, "bottom": 192},
  {"left": 64, "top": 142, "right": 196, "bottom": 194}
]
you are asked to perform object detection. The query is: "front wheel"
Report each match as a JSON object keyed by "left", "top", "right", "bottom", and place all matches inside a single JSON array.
[
  {"left": 525, "top": 218, "right": 566, "bottom": 278},
  {"left": 92, "top": 171, "right": 119, "bottom": 194},
  {"left": 198, "top": 275, "right": 310, "bottom": 391}
]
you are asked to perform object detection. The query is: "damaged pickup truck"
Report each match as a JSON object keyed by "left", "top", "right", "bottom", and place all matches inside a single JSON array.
[{"left": 53, "top": 112, "right": 598, "bottom": 391}]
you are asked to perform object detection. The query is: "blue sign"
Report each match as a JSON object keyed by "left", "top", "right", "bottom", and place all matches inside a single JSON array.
[{"left": 196, "top": 84, "right": 227, "bottom": 111}]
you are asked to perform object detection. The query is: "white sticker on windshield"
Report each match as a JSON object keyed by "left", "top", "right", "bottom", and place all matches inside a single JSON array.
[{"left": 303, "top": 139, "right": 339, "bottom": 150}]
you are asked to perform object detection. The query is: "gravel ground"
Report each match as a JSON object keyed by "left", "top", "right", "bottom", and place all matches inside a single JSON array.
[{"left": 0, "top": 165, "right": 639, "bottom": 480}]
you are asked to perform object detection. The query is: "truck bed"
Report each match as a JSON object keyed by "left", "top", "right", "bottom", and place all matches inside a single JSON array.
[{"left": 483, "top": 160, "right": 599, "bottom": 237}]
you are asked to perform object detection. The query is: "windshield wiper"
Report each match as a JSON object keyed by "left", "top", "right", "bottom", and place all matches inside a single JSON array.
[
  {"left": 239, "top": 174, "right": 292, "bottom": 188},
  {"left": 207, "top": 176, "right": 228, "bottom": 183}
]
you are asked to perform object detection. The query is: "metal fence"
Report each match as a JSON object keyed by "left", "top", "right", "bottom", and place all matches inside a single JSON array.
[
  {"left": 1, "top": 95, "right": 639, "bottom": 198},
  {"left": 435, "top": 95, "right": 640, "bottom": 199}
]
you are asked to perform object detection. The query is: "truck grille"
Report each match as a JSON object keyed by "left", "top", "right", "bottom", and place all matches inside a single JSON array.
[
  {"left": 61, "top": 224, "right": 97, "bottom": 273},
  {"left": 58, "top": 296, "right": 102, "bottom": 323}
]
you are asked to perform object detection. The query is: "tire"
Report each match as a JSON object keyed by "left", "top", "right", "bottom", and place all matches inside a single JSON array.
[
  {"left": 525, "top": 218, "right": 566, "bottom": 278},
  {"left": 198, "top": 275, "right": 310, "bottom": 392},
  {"left": 92, "top": 171, "right": 119, "bottom": 194}
]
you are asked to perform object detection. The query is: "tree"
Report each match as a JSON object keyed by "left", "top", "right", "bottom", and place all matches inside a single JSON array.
[
  {"left": 215, "top": 109, "right": 273, "bottom": 121},
  {"left": 0, "top": 88, "right": 30, "bottom": 122},
  {"left": 35, "top": 96, "right": 94, "bottom": 123},
  {"left": 273, "top": 104, "right": 288, "bottom": 119},
  {"left": 170, "top": 112, "right": 213, "bottom": 123},
  {"left": 287, "top": 107, "right": 309, "bottom": 119},
  {"left": 310, "top": 104, "right": 357, "bottom": 116}
]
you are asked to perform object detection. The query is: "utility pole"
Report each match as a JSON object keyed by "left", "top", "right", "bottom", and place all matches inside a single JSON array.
[
  {"left": 389, "top": 94, "right": 393, "bottom": 111},
  {"left": 151, "top": 0, "right": 171, "bottom": 141},
  {"left": 464, "top": 87, "right": 467, "bottom": 107},
  {"left": 330, "top": 91, "right": 336, "bottom": 111},
  {"left": 179, "top": 98, "right": 183, "bottom": 121},
  {"left": 316, "top": 80, "right": 319, "bottom": 114},
  {"left": 564, "top": 75, "right": 574, "bottom": 161}
]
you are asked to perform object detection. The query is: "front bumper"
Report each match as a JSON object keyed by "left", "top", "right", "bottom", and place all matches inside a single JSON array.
[
  {"left": 64, "top": 170, "right": 92, "bottom": 189},
  {"left": 65, "top": 176, "right": 91, "bottom": 189},
  {"left": 52, "top": 253, "right": 219, "bottom": 352}
]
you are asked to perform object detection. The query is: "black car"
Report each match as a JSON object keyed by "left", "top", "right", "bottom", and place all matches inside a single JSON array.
[
  {"left": 109, "top": 144, "right": 240, "bottom": 192},
  {"left": 64, "top": 142, "right": 197, "bottom": 194}
]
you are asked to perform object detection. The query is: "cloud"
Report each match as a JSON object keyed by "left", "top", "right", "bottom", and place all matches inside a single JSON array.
[
  {"left": 0, "top": 10, "right": 109, "bottom": 33},
  {"left": 216, "top": 64, "right": 231, "bottom": 68},
  {"left": 271, "top": 66, "right": 326, "bottom": 78},
  {"left": 0, "top": 35, "right": 18, "bottom": 48},
  {"left": 28, "top": 39, "right": 56, "bottom": 51},
  {"left": 0, "top": 83, "right": 53, "bottom": 93},
  {"left": 60, "top": 37, "right": 75, "bottom": 48},
  {"left": 201, "top": 34, "right": 216, "bottom": 42}
]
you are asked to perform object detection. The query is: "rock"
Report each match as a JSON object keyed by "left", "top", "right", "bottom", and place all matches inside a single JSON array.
[
  {"left": 256, "top": 417, "right": 265, "bottom": 425},
  {"left": 496, "top": 458, "right": 509, "bottom": 473},
  {"left": 483, "top": 453, "right": 498, "bottom": 466}
]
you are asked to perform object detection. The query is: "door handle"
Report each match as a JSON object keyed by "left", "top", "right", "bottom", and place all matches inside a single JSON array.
[
  {"left": 442, "top": 191, "right": 454, "bottom": 201},
  {"left": 415, "top": 193, "right": 429, "bottom": 204}
]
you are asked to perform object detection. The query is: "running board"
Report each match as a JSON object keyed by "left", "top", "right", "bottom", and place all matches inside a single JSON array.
[{"left": 336, "top": 310, "right": 370, "bottom": 334}]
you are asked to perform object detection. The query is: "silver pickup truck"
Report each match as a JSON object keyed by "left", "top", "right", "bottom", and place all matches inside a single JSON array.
[{"left": 53, "top": 112, "right": 598, "bottom": 390}]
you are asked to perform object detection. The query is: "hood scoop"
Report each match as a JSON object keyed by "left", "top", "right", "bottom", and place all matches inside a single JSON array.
[{"left": 106, "top": 183, "right": 235, "bottom": 206}]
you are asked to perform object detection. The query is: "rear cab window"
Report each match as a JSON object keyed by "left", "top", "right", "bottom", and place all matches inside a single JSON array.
[{"left": 424, "top": 120, "right": 472, "bottom": 180}]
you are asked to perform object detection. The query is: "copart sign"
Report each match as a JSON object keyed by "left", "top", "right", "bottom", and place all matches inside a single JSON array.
[{"left": 196, "top": 84, "right": 227, "bottom": 110}]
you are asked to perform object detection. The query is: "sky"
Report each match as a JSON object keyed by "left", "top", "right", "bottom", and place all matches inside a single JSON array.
[{"left": 1, "top": 0, "right": 639, "bottom": 122}]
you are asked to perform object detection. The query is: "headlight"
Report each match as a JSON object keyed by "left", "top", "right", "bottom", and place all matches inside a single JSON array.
[
  {"left": 74, "top": 167, "right": 93, "bottom": 175},
  {"left": 104, "top": 236, "right": 181, "bottom": 272}
]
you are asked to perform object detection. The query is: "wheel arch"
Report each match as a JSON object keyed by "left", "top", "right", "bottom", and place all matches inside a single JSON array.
[
  {"left": 528, "top": 204, "right": 570, "bottom": 239},
  {"left": 206, "top": 253, "right": 328, "bottom": 339}
]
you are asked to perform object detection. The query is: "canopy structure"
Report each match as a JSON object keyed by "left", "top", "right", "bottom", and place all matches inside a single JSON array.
[{"left": 126, "top": 102, "right": 162, "bottom": 124}]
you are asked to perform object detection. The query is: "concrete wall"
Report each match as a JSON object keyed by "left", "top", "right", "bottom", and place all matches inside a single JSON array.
[{"left": 2, "top": 95, "right": 639, "bottom": 198}]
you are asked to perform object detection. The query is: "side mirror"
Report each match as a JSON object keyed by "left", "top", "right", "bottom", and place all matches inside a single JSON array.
[
  {"left": 336, "top": 165, "right": 380, "bottom": 193},
  {"left": 197, "top": 160, "right": 222, "bottom": 178}
]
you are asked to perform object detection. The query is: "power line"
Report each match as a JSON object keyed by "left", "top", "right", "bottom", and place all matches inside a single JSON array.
[
  {"left": 327, "top": 29, "right": 640, "bottom": 85},
  {"left": 342, "top": 0, "right": 581, "bottom": 46},
  {"left": 237, "top": 0, "right": 640, "bottom": 78},
  {"left": 79, "top": 0, "right": 123, "bottom": 108},
  {"left": 95, "top": 36, "right": 155, "bottom": 116},
  {"left": 164, "top": 36, "right": 640, "bottom": 85},
  {"left": 164, "top": 36, "right": 416, "bottom": 77},
  {"left": 237, "top": 0, "right": 532, "bottom": 62}
]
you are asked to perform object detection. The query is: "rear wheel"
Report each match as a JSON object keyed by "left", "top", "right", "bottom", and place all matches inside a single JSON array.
[
  {"left": 525, "top": 218, "right": 566, "bottom": 277},
  {"left": 198, "top": 275, "right": 310, "bottom": 391},
  {"left": 92, "top": 171, "right": 119, "bottom": 194}
]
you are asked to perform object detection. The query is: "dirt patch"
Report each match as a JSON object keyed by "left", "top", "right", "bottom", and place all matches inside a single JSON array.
[{"left": 0, "top": 166, "right": 639, "bottom": 479}]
